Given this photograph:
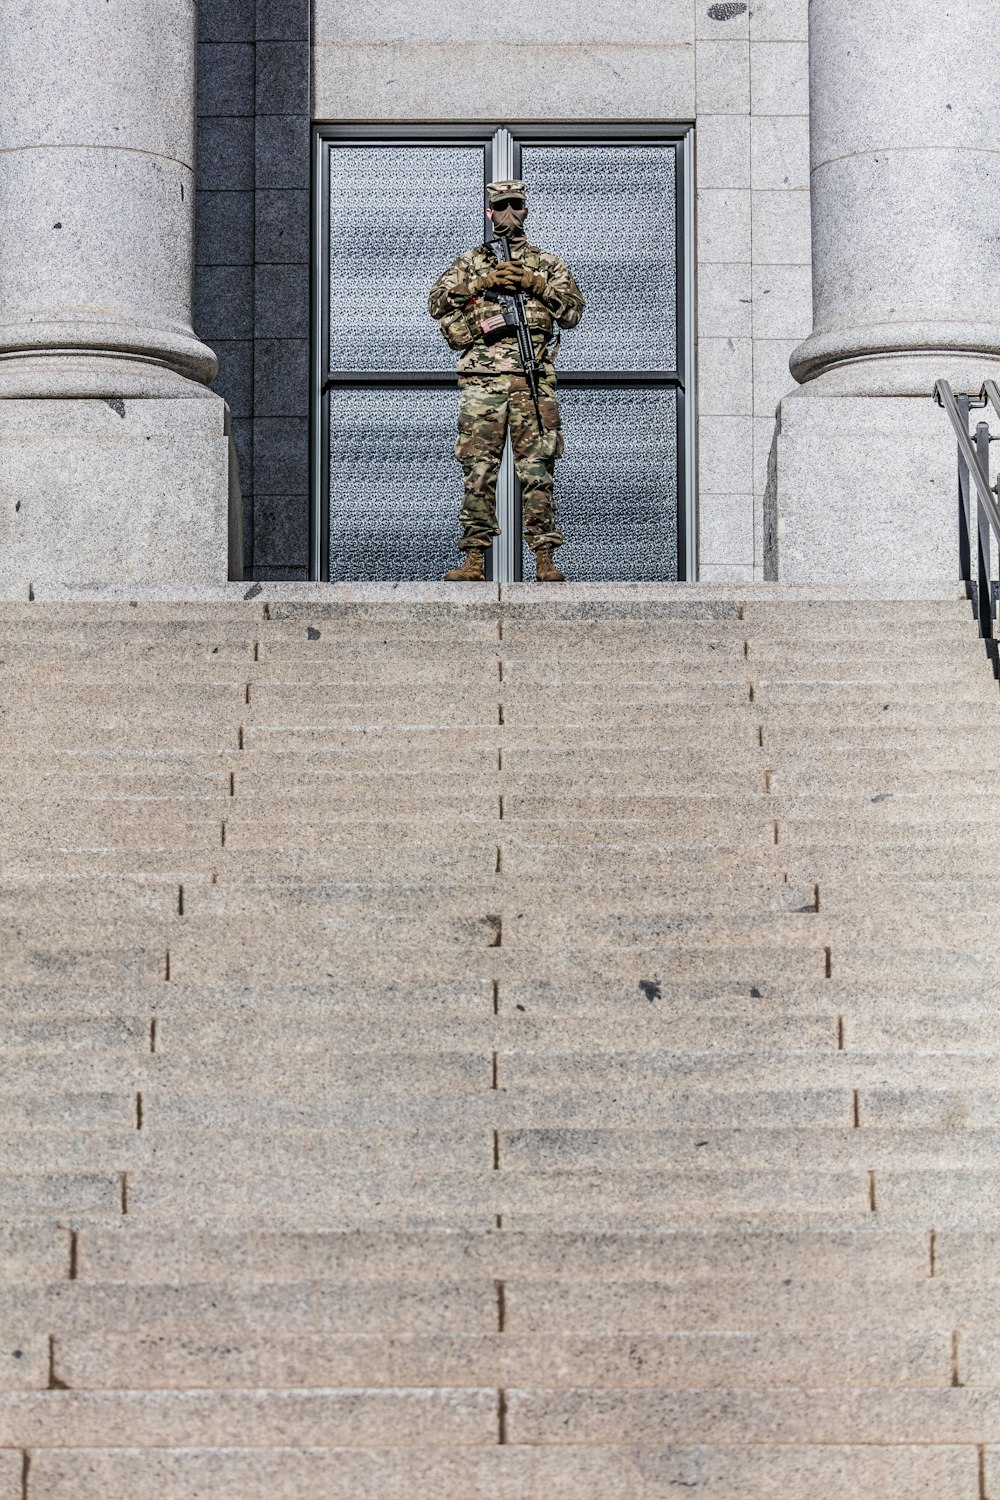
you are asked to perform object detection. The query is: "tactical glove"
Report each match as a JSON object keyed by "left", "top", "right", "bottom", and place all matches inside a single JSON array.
[
  {"left": 449, "top": 270, "right": 498, "bottom": 303},
  {"left": 466, "top": 269, "right": 503, "bottom": 297},
  {"left": 491, "top": 262, "right": 547, "bottom": 297}
]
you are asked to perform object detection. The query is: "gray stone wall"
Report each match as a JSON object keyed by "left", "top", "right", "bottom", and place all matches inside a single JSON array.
[
  {"left": 695, "top": 0, "right": 811, "bottom": 582},
  {"left": 195, "top": 0, "right": 310, "bottom": 580},
  {"left": 312, "top": 0, "right": 812, "bottom": 583}
]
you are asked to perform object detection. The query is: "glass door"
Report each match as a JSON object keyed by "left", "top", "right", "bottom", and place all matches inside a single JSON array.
[{"left": 313, "top": 125, "right": 692, "bottom": 582}]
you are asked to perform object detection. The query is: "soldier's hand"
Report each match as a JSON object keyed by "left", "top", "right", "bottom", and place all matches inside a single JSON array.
[
  {"left": 464, "top": 269, "right": 502, "bottom": 297},
  {"left": 492, "top": 263, "right": 547, "bottom": 296}
]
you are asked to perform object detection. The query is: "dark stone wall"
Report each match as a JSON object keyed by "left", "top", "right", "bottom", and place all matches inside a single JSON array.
[{"left": 195, "top": 0, "right": 311, "bottom": 580}]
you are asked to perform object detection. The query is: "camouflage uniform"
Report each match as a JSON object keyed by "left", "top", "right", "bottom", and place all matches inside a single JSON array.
[{"left": 428, "top": 186, "right": 585, "bottom": 554}]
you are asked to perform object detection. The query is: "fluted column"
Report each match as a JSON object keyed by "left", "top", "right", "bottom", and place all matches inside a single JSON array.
[
  {"left": 790, "top": 0, "right": 1000, "bottom": 397},
  {"left": 0, "top": 0, "right": 217, "bottom": 397}
]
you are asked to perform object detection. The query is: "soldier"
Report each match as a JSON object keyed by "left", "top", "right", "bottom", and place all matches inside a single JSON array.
[{"left": 429, "top": 178, "right": 585, "bottom": 582}]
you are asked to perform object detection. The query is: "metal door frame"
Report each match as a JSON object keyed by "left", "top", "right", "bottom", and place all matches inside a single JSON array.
[{"left": 311, "top": 122, "right": 696, "bottom": 583}]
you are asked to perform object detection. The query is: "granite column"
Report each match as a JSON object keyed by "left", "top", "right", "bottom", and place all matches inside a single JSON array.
[
  {"left": 0, "top": 0, "right": 238, "bottom": 592},
  {"left": 769, "top": 0, "right": 1000, "bottom": 582}
]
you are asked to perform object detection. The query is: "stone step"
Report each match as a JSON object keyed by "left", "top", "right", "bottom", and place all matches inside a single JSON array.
[
  {"left": 73, "top": 1223, "right": 931, "bottom": 1284},
  {"left": 224, "top": 767, "right": 774, "bottom": 797},
  {"left": 2, "top": 1129, "right": 492, "bottom": 1175},
  {"left": 0, "top": 1173, "right": 121, "bottom": 1217},
  {"left": 8, "top": 1124, "right": 1000, "bottom": 1177},
  {"left": 0, "top": 852, "right": 221, "bottom": 879},
  {"left": 0, "top": 1227, "right": 70, "bottom": 1284},
  {"left": 0, "top": 1091, "right": 135, "bottom": 1131},
  {"left": 122, "top": 1081, "right": 1000, "bottom": 1136},
  {"left": 0, "top": 683, "right": 244, "bottom": 713},
  {"left": 0, "top": 900, "right": 959, "bottom": 960},
  {"left": 779, "top": 845, "right": 1000, "bottom": 880},
  {"left": 9, "top": 875, "right": 996, "bottom": 933},
  {"left": 0, "top": 638, "right": 256, "bottom": 664},
  {"left": 500, "top": 843, "right": 973, "bottom": 881},
  {"left": 147, "top": 1011, "right": 839, "bottom": 1059},
  {"left": 4, "top": 724, "right": 236, "bottom": 752},
  {"left": 3, "top": 846, "right": 498, "bottom": 881},
  {"left": 498, "top": 1127, "right": 1000, "bottom": 1173},
  {"left": 0, "top": 775, "right": 232, "bottom": 801},
  {"left": 3, "top": 934, "right": 992, "bottom": 990},
  {"left": 499, "top": 1052, "right": 1000, "bottom": 1093},
  {"left": 768, "top": 768, "right": 993, "bottom": 795},
  {"left": 745, "top": 633, "right": 984, "bottom": 659},
  {"left": 0, "top": 976, "right": 991, "bottom": 1025},
  {"left": 91, "top": 1165, "right": 886, "bottom": 1226},
  {"left": 48, "top": 1327, "right": 952, "bottom": 1391},
  {"left": 0, "top": 1051, "right": 493, "bottom": 1094},
  {"left": 504, "top": 1385, "right": 1000, "bottom": 1446},
  {"left": 7, "top": 649, "right": 501, "bottom": 676},
  {"left": 0, "top": 1017, "right": 150, "bottom": 1055},
  {"left": 0, "top": 1280, "right": 498, "bottom": 1335},
  {"left": 501, "top": 1276, "right": 1000, "bottom": 1332},
  {"left": 0, "top": 790, "right": 502, "bottom": 823},
  {"left": 241, "top": 722, "right": 753, "bottom": 752},
  {"left": 130, "top": 1085, "right": 855, "bottom": 1132},
  {"left": 5, "top": 796, "right": 998, "bottom": 840},
  {"left": 0, "top": 1386, "right": 497, "bottom": 1448},
  {"left": 166, "top": 874, "right": 808, "bottom": 916},
  {"left": 164, "top": 937, "right": 826, "bottom": 987},
  {"left": 2, "top": 1004, "right": 994, "bottom": 1059},
  {"left": 0, "top": 978, "right": 496, "bottom": 1019},
  {"left": 16, "top": 1441, "right": 981, "bottom": 1500},
  {"left": 502, "top": 598, "right": 967, "bottom": 624},
  {"left": 496, "top": 975, "right": 1000, "bottom": 1014},
  {"left": 9, "top": 1272, "right": 995, "bottom": 1337}
]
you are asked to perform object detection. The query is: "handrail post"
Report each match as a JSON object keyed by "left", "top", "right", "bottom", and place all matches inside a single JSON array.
[
  {"left": 958, "top": 395, "right": 972, "bottom": 585},
  {"left": 975, "top": 420, "right": 998, "bottom": 662}
]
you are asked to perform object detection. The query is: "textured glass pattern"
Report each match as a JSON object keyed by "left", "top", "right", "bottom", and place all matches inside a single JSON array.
[
  {"left": 524, "top": 386, "right": 678, "bottom": 581},
  {"left": 520, "top": 145, "right": 677, "bottom": 373},
  {"left": 328, "top": 385, "right": 464, "bottom": 581},
  {"left": 328, "top": 145, "right": 484, "bottom": 374}
]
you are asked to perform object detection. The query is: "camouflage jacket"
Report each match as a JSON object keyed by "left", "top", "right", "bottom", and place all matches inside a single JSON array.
[{"left": 428, "top": 240, "right": 585, "bottom": 376}]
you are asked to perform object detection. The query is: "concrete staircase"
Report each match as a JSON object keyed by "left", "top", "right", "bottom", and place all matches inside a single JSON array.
[{"left": 1, "top": 582, "right": 1000, "bottom": 1497}]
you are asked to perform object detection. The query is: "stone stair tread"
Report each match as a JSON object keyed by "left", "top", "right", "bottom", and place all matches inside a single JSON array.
[
  {"left": 47, "top": 1327, "right": 953, "bottom": 1391},
  {"left": 0, "top": 1386, "right": 497, "bottom": 1447},
  {"left": 72, "top": 1223, "right": 932, "bottom": 1282},
  {"left": 14, "top": 1441, "right": 982, "bottom": 1500},
  {"left": 7, "top": 1123, "right": 1000, "bottom": 1175},
  {"left": 7, "top": 1270, "right": 997, "bottom": 1330}
]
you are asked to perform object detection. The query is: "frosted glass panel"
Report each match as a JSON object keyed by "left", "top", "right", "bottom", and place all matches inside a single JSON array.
[
  {"left": 524, "top": 386, "right": 678, "bottom": 581},
  {"left": 328, "top": 386, "right": 464, "bottom": 581},
  {"left": 328, "top": 145, "right": 484, "bottom": 374},
  {"left": 520, "top": 145, "right": 677, "bottom": 373}
]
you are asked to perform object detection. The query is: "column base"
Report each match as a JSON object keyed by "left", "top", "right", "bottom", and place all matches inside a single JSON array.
[
  {"left": 0, "top": 395, "right": 240, "bottom": 598},
  {"left": 790, "top": 351, "right": 1000, "bottom": 399},
  {"left": 791, "top": 342, "right": 1000, "bottom": 399},
  {"left": 765, "top": 394, "right": 961, "bottom": 586},
  {"left": 0, "top": 351, "right": 219, "bottom": 401}
]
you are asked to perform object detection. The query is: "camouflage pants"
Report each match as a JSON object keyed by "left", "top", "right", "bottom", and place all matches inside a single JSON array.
[{"left": 455, "top": 373, "right": 565, "bottom": 552}]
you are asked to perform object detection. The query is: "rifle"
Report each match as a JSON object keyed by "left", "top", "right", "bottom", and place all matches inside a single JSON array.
[{"left": 491, "top": 234, "right": 545, "bottom": 435}]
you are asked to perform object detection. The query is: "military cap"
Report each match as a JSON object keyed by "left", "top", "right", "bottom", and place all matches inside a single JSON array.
[{"left": 486, "top": 179, "right": 526, "bottom": 203}]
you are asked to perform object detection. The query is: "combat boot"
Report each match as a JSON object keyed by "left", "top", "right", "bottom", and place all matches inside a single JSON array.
[
  {"left": 535, "top": 545, "right": 565, "bottom": 583},
  {"left": 444, "top": 548, "right": 485, "bottom": 582}
]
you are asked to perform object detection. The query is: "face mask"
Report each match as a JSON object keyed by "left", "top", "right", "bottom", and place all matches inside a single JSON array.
[{"left": 490, "top": 199, "right": 527, "bottom": 240}]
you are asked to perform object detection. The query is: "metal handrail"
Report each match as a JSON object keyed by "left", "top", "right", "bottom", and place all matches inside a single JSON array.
[{"left": 935, "top": 379, "right": 1000, "bottom": 665}]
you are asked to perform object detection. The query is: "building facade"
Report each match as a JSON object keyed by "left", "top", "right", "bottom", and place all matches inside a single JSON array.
[{"left": 1, "top": 0, "right": 997, "bottom": 593}]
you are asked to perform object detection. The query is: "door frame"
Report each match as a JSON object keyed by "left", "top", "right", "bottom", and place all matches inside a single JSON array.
[{"left": 310, "top": 121, "right": 696, "bottom": 583}]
